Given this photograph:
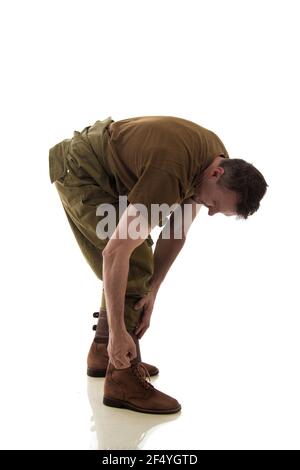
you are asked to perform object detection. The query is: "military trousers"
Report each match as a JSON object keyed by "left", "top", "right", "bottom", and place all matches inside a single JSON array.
[{"left": 50, "top": 118, "right": 154, "bottom": 333}]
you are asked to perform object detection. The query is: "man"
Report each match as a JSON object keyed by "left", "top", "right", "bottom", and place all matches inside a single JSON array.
[{"left": 49, "top": 115, "right": 268, "bottom": 414}]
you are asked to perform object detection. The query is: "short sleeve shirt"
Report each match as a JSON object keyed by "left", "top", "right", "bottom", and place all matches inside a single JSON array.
[{"left": 106, "top": 116, "right": 229, "bottom": 227}]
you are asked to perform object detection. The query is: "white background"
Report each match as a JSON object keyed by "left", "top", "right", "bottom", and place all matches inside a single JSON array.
[{"left": 0, "top": 0, "right": 299, "bottom": 450}]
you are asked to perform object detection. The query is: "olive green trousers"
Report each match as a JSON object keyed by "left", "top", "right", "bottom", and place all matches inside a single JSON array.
[{"left": 50, "top": 118, "right": 154, "bottom": 333}]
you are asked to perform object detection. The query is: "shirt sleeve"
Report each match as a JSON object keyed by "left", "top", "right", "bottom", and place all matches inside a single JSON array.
[{"left": 127, "top": 166, "right": 183, "bottom": 228}]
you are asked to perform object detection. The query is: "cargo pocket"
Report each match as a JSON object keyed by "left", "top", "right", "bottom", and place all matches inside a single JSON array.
[{"left": 48, "top": 138, "right": 71, "bottom": 183}]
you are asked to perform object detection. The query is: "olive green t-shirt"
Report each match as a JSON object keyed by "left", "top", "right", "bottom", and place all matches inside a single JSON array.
[{"left": 106, "top": 115, "right": 229, "bottom": 226}]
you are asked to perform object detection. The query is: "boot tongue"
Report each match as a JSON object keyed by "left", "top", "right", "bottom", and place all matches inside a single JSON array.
[{"left": 131, "top": 362, "right": 154, "bottom": 390}]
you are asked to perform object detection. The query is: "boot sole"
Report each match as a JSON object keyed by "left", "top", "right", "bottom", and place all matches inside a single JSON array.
[
  {"left": 87, "top": 368, "right": 106, "bottom": 378},
  {"left": 87, "top": 368, "right": 160, "bottom": 378},
  {"left": 103, "top": 396, "right": 181, "bottom": 414}
]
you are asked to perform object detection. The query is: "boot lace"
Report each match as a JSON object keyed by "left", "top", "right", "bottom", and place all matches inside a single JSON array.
[{"left": 131, "top": 362, "right": 154, "bottom": 390}]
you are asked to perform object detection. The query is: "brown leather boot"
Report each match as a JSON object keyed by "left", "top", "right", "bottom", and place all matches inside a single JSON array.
[
  {"left": 103, "top": 354, "right": 181, "bottom": 414},
  {"left": 87, "top": 309, "right": 159, "bottom": 378}
]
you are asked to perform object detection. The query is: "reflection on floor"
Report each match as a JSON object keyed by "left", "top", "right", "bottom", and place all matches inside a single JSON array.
[{"left": 87, "top": 377, "right": 181, "bottom": 450}]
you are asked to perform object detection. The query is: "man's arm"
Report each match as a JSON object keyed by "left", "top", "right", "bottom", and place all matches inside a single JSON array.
[
  {"left": 150, "top": 197, "right": 202, "bottom": 291},
  {"left": 133, "top": 197, "right": 202, "bottom": 339},
  {"left": 102, "top": 203, "right": 152, "bottom": 368}
]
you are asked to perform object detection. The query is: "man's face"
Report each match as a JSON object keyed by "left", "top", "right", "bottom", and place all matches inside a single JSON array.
[{"left": 192, "top": 161, "right": 239, "bottom": 217}]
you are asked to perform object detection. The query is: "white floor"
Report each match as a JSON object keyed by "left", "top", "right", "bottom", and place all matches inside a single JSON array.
[{"left": 2, "top": 324, "right": 300, "bottom": 451}]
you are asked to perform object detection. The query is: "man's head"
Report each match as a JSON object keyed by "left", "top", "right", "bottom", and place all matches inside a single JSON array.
[{"left": 192, "top": 157, "right": 268, "bottom": 219}]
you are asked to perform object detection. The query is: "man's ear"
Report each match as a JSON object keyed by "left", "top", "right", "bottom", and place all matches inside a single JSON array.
[{"left": 213, "top": 166, "right": 225, "bottom": 179}]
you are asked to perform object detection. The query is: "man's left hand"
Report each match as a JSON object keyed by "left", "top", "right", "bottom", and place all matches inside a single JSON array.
[{"left": 133, "top": 289, "right": 158, "bottom": 339}]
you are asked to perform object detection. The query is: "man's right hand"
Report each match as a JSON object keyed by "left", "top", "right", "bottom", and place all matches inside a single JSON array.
[{"left": 107, "top": 329, "right": 137, "bottom": 369}]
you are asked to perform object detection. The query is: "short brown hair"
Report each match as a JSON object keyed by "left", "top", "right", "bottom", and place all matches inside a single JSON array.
[{"left": 218, "top": 159, "right": 268, "bottom": 219}]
